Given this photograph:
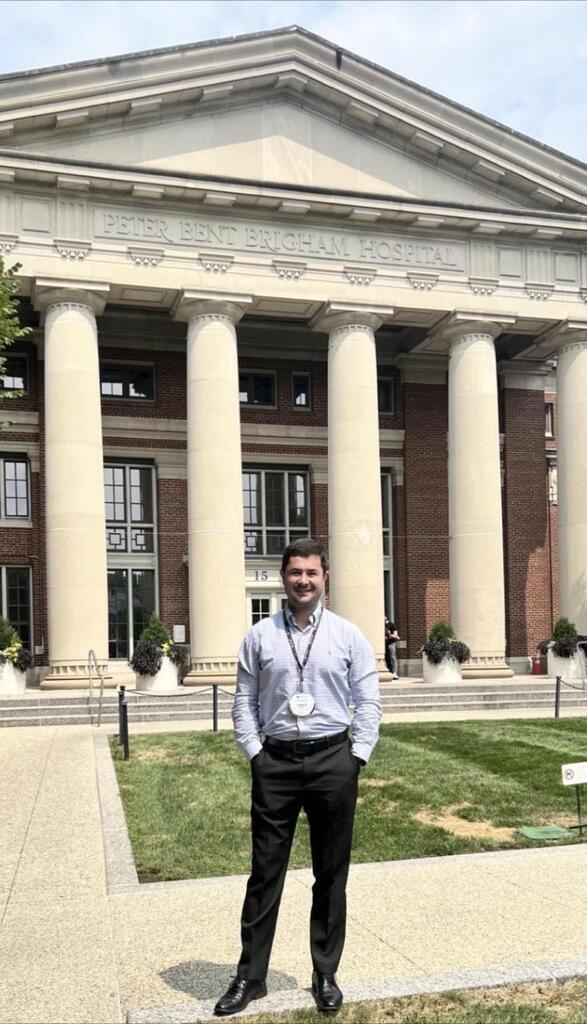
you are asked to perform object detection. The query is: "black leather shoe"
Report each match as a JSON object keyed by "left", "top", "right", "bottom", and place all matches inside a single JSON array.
[
  {"left": 214, "top": 976, "right": 267, "bottom": 1016},
  {"left": 311, "top": 971, "right": 343, "bottom": 1012}
]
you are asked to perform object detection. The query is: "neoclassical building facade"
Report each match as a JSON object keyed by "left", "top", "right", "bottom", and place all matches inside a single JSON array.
[{"left": 0, "top": 27, "right": 584, "bottom": 686}]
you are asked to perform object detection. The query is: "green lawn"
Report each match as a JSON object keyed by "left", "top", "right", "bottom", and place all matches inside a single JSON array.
[
  {"left": 236, "top": 978, "right": 587, "bottom": 1024},
  {"left": 111, "top": 719, "right": 587, "bottom": 883}
]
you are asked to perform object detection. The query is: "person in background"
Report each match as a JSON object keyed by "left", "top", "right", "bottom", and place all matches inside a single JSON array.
[{"left": 384, "top": 617, "right": 400, "bottom": 679}]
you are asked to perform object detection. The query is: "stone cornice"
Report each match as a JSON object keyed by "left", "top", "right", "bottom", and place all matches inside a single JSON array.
[
  {"left": 102, "top": 415, "right": 405, "bottom": 450},
  {"left": 498, "top": 359, "right": 551, "bottom": 391},
  {"left": 1, "top": 150, "right": 586, "bottom": 236}
]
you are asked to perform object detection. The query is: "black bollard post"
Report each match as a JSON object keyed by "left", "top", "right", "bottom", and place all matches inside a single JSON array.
[
  {"left": 121, "top": 700, "right": 130, "bottom": 760},
  {"left": 118, "top": 685, "right": 126, "bottom": 744},
  {"left": 213, "top": 684, "right": 218, "bottom": 732},
  {"left": 555, "top": 675, "right": 561, "bottom": 719}
]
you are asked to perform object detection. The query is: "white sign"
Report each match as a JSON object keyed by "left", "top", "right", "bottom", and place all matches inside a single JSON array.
[
  {"left": 173, "top": 625, "right": 186, "bottom": 644},
  {"left": 561, "top": 762, "right": 587, "bottom": 786}
]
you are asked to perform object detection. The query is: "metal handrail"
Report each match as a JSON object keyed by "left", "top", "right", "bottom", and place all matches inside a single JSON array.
[{"left": 88, "top": 649, "right": 106, "bottom": 727}]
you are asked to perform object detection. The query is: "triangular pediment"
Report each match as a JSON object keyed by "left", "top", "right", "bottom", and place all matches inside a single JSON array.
[
  {"left": 6, "top": 98, "right": 531, "bottom": 210},
  {"left": 1, "top": 26, "right": 586, "bottom": 214}
]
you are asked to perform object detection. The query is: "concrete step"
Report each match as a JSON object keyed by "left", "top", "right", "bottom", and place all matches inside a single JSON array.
[{"left": 2, "top": 679, "right": 585, "bottom": 728}]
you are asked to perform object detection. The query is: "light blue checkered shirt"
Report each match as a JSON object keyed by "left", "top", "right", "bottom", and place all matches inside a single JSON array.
[{"left": 232, "top": 602, "right": 381, "bottom": 764}]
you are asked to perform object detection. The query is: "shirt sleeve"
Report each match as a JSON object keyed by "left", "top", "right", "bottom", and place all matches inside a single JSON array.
[
  {"left": 349, "top": 627, "right": 381, "bottom": 764},
  {"left": 232, "top": 627, "right": 264, "bottom": 760}
]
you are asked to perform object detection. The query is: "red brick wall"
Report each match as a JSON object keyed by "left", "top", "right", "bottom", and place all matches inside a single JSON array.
[
  {"left": 402, "top": 383, "right": 450, "bottom": 658},
  {"left": 157, "top": 478, "right": 189, "bottom": 640},
  {"left": 502, "top": 388, "right": 552, "bottom": 657},
  {"left": 99, "top": 346, "right": 187, "bottom": 420}
]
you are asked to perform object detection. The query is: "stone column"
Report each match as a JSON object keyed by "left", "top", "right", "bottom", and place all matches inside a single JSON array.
[
  {"left": 34, "top": 281, "right": 110, "bottom": 687},
  {"left": 442, "top": 317, "right": 511, "bottom": 677},
  {"left": 313, "top": 303, "right": 393, "bottom": 672},
  {"left": 174, "top": 291, "right": 252, "bottom": 684},
  {"left": 554, "top": 327, "right": 587, "bottom": 632}
]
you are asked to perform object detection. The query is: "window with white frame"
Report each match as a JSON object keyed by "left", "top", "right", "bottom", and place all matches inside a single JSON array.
[
  {"left": 243, "top": 468, "right": 310, "bottom": 556},
  {"left": 0, "top": 456, "right": 30, "bottom": 520},
  {"left": 0, "top": 566, "right": 32, "bottom": 647},
  {"left": 104, "top": 462, "right": 157, "bottom": 659},
  {"left": 545, "top": 402, "right": 554, "bottom": 437}
]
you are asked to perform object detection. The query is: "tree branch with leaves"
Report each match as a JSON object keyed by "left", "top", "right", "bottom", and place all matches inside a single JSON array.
[{"left": 0, "top": 257, "right": 30, "bottom": 400}]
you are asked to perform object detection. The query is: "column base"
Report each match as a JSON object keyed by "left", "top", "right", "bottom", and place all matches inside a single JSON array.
[
  {"left": 376, "top": 655, "right": 392, "bottom": 682},
  {"left": 462, "top": 656, "right": 514, "bottom": 679},
  {"left": 182, "top": 657, "right": 238, "bottom": 687},
  {"left": 40, "top": 661, "right": 112, "bottom": 690}
]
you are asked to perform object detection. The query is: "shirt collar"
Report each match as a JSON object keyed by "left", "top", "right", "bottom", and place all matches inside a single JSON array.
[{"left": 284, "top": 601, "right": 323, "bottom": 629}]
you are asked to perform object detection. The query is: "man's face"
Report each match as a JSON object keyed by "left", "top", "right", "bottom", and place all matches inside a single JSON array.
[{"left": 281, "top": 554, "right": 328, "bottom": 614}]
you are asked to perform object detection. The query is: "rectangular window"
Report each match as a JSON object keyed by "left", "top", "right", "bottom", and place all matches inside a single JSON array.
[
  {"left": 0, "top": 566, "right": 32, "bottom": 647},
  {"left": 239, "top": 371, "right": 276, "bottom": 406},
  {"left": 378, "top": 378, "right": 395, "bottom": 415},
  {"left": 0, "top": 457, "right": 29, "bottom": 519},
  {"left": 545, "top": 402, "right": 554, "bottom": 437},
  {"left": 251, "top": 596, "right": 271, "bottom": 625},
  {"left": 292, "top": 372, "right": 311, "bottom": 410},
  {"left": 1, "top": 355, "right": 27, "bottom": 392},
  {"left": 243, "top": 468, "right": 309, "bottom": 556},
  {"left": 105, "top": 463, "right": 155, "bottom": 554},
  {"left": 100, "top": 363, "right": 154, "bottom": 400},
  {"left": 105, "top": 460, "right": 157, "bottom": 659}
]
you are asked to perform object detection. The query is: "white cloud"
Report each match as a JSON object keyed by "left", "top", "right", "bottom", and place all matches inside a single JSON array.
[{"left": 0, "top": 0, "right": 586, "bottom": 162}]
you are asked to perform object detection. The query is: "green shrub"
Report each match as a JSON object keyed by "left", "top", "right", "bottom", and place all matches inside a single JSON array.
[
  {"left": 138, "top": 613, "right": 171, "bottom": 648},
  {"left": 553, "top": 617, "right": 578, "bottom": 640},
  {"left": 0, "top": 616, "right": 18, "bottom": 652},
  {"left": 428, "top": 622, "right": 456, "bottom": 643}
]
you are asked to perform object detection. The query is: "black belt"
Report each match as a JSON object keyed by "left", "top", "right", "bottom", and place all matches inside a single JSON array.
[{"left": 264, "top": 730, "right": 348, "bottom": 755}]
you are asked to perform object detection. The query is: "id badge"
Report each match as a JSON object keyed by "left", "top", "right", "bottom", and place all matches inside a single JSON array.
[{"left": 288, "top": 692, "right": 316, "bottom": 717}]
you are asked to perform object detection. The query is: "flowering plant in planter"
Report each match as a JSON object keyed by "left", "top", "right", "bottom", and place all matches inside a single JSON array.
[
  {"left": 130, "top": 613, "right": 183, "bottom": 676},
  {"left": 539, "top": 617, "right": 585, "bottom": 679},
  {"left": 421, "top": 622, "right": 471, "bottom": 666},
  {"left": 0, "top": 616, "right": 33, "bottom": 694}
]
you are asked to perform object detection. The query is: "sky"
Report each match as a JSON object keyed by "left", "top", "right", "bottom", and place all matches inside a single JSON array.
[{"left": 1, "top": 0, "right": 587, "bottom": 162}]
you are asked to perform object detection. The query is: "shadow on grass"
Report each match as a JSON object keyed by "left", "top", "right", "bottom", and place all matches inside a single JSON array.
[{"left": 160, "top": 960, "right": 298, "bottom": 999}]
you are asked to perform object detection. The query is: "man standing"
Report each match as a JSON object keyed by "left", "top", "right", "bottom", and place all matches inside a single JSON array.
[
  {"left": 384, "top": 618, "right": 400, "bottom": 679},
  {"left": 214, "top": 538, "right": 381, "bottom": 1017}
]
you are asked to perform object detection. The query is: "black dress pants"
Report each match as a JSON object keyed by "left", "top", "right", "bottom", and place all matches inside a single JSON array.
[{"left": 237, "top": 737, "right": 360, "bottom": 981}]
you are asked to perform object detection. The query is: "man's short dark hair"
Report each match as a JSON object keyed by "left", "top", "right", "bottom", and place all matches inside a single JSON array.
[{"left": 281, "top": 538, "right": 329, "bottom": 573}]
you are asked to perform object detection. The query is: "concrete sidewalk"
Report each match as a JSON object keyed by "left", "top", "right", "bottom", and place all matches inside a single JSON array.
[{"left": 2, "top": 725, "right": 587, "bottom": 1024}]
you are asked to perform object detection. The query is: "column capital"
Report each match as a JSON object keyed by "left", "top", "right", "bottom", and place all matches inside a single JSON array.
[
  {"left": 534, "top": 319, "right": 587, "bottom": 358},
  {"left": 426, "top": 311, "right": 515, "bottom": 351},
  {"left": 32, "top": 278, "right": 110, "bottom": 316},
  {"left": 172, "top": 289, "right": 253, "bottom": 325},
  {"left": 310, "top": 301, "right": 394, "bottom": 335}
]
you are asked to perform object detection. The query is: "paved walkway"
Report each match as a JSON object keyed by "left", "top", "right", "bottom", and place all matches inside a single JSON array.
[{"left": 2, "top": 724, "right": 587, "bottom": 1024}]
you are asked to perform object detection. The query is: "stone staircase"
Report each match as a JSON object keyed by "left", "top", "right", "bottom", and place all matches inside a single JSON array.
[{"left": 1, "top": 678, "right": 586, "bottom": 728}]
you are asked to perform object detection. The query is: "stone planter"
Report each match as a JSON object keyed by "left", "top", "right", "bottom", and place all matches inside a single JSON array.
[
  {"left": 0, "top": 661, "right": 27, "bottom": 695},
  {"left": 547, "top": 648, "right": 587, "bottom": 680},
  {"left": 135, "top": 654, "right": 179, "bottom": 693},
  {"left": 422, "top": 656, "right": 463, "bottom": 684}
]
